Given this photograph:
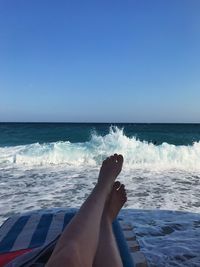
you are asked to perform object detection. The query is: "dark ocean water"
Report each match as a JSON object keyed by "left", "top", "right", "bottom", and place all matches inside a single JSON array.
[{"left": 1, "top": 123, "right": 200, "bottom": 147}]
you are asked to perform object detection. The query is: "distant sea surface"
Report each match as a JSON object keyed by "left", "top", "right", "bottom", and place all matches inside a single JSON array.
[{"left": 1, "top": 123, "right": 200, "bottom": 267}]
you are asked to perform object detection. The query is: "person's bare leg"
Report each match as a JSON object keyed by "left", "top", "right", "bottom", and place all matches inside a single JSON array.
[
  {"left": 46, "top": 154, "right": 123, "bottom": 267},
  {"left": 93, "top": 181, "right": 127, "bottom": 267}
]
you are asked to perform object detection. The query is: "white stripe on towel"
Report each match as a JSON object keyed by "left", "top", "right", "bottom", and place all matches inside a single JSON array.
[
  {"left": 11, "top": 213, "right": 42, "bottom": 251},
  {"left": 44, "top": 211, "right": 65, "bottom": 245}
]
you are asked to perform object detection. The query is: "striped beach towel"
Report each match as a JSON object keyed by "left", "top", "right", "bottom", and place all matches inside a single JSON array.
[
  {"left": 0, "top": 209, "right": 75, "bottom": 266},
  {"left": 0, "top": 209, "right": 134, "bottom": 267}
]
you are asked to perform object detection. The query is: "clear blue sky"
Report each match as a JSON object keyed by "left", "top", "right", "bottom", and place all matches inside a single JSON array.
[{"left": 0, "top": 0, "right": 200, "bottom": 122}]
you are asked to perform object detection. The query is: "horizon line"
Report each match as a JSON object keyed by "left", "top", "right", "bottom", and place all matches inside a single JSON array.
[{"left": 0, "top": 121, "right": 200, "bottom": 124}]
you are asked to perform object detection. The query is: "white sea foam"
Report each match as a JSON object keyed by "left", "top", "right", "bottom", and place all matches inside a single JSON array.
[{"left": 0, "top": 127, "right": 200, "bottom": 170}]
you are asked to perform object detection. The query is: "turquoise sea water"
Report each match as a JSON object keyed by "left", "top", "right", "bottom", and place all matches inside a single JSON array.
[
  {"left": 1, "top": 123, "right": 200, "bottom": 266},
  {"left": 1, "top": 123, "right": 200, "bottom": 146}
]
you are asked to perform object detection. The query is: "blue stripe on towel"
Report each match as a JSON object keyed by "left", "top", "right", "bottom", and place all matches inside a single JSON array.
[
  {"left": 113, "top": 220, "right": 134, "bottom": 267},
  {"left": 62, "top": 212, "right": 75, "bottom": 230},
  {"left": 29, "top": 214, "right": 53, "bottom": 249},
  {"left": 0, "top": 216, "right": 30, "bottom": 253}
]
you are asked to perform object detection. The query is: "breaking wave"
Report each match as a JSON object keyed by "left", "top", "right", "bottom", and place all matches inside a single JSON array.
[{"left": 0, "top": 127, "right": 200, "bottom": 170}]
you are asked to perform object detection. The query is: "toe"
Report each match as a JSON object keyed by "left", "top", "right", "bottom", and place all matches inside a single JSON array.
[
  {"left": 120, "top": 184, "right": 125, "bottom": 190},
  {"left": 110, "top": 155, "right": 116, "bottom": 162},
  {"left": 113, "top": 154, "right": 118, "bottom": 160},
  {"left": 121, "top": 187, "right": 127, "bottom": 201},
  {"left": 117, "top": 154, "right": 124, "bottom": 164},
  {"left": 119, "top": 184, "right": 126, "bottom": 195},
  {"left": 113, "top": 181, "right": 121, "bottom": 189}
]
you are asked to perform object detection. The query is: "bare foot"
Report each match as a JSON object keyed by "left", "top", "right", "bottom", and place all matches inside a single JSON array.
[
  {"left": 104, "top": 181, "right": 127, "bottom": 223},
  {"left": 98, "top": 154, "right": 123, "bottom": 190}
]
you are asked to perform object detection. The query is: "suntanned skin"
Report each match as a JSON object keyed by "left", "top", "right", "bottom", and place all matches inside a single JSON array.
[
  {"left": 93, "top": 181, "right": 127, "bottom": 267},
  {"left": 46, "top": 154, "right": 125, "bottom": 267}
]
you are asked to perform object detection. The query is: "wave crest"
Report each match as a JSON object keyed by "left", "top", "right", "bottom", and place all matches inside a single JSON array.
[{"left": 0, "top": 127, "right": 200, "bottom": 170}]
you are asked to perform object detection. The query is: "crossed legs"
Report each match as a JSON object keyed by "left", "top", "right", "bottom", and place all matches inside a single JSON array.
[
  {"left": 46, "top": 154, "right": 126, "bottom": 267},
  {"left": 93, "top": 181, "right": 127, "bottom": 267}
]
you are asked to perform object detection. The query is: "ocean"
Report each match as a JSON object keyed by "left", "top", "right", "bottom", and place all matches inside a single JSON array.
[{"left": 1, "top": 123, "right": 200, "bottom": 266}]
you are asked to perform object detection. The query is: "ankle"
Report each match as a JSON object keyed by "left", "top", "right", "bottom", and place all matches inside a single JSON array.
[
  {"left": 101, "top": 212, "right": 113, "bottom": 225},
  {"left": 95, "top": 181, "right": 113, "bottom": 195}
]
